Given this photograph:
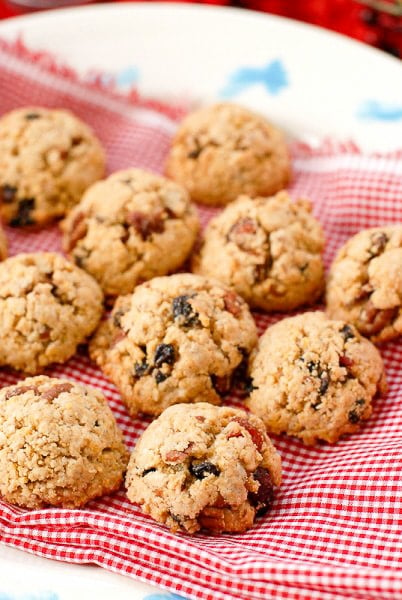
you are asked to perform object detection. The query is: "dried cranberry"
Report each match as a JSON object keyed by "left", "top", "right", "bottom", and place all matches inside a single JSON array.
[
  {"left": 172, "top": 294, "right": 200, "bottom": 328},
  {"left": 10, "top": 198, "right": 35, "bottom": 227},
  {"left": 154, "top": 344, "right": 175, "bottom": 368},
  {"left": 210, "top": 374, "right": 231, "bottom": 396},
  {"left": 165, "top": 450, "right": 190, "bottom": 463},
  {"left": 249, "top": 467, "right": 275, "bottom": 515},
  {"left": 223, "top": 291, "right": 243, "bottom": 317},
  {"left": 231, "top": 417, "right": 264, "bottom": 452},
  {"left": 190, "top": 461, "right": 220, "bottom": 479},
  {"left": 339, "top": 354, "right": 354, "bottom": 368}
]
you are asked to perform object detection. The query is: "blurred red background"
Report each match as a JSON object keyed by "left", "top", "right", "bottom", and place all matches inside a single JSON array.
[{"left": 0, "top": 0, "right": 401, "bottom": 57}]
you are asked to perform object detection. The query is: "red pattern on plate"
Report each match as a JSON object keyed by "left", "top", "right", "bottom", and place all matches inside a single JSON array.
[{"left": 0, "top": 39, "right": 401, "bottom": 600}]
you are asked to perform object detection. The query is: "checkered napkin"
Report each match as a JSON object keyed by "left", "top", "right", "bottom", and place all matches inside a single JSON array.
[{"left": 0, "top": 38, "right": 401, "bottom": 600}]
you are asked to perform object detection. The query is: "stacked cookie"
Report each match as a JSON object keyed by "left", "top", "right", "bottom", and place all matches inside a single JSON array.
[{"left": 0, "top": 102, "right": 397, "bottom": 536}]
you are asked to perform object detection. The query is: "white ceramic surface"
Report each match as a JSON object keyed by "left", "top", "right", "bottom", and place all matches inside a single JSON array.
[{"left": 0, "top": 4, "right": 401, "bottom": 598}]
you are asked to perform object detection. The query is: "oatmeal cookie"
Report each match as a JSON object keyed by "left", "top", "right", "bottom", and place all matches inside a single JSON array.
[
  {"left": 0, "top": 107, "right": 105, "bottom": 226},
  {"left": 90, "top": 273, "right": 258, "bottom": 417},
  {"left": 126, "top": 402, "right": 281, "bottom": 534},
  {"left": 326, "top": 227, "right": 402, "bottom": 343},
  {"left": 0, "top": 376, "right": 128, "bottom": 509},
  {"left": 246, "top": 312, "right": 387, "bottom": 445},
  {"left": 62, "top": 168, "right": 199, "bottom": 298},
  {"left": 0, "top": 252, "right": 103, "bottom": 373},
  {"left": 165, "top": 102, "right": 291, "bottom": 206},
  {"left": 192, "top": 191, "right": 325, "bottom": 311}
]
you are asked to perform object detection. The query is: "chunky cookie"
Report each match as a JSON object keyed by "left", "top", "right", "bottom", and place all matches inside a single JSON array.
[
  {"left": 246, "top": 312, "right": 387, "bottom": 445},
  {"left": 90, "top": 273, "right": 258, "bottom": 417},
  {"left": 0, "top": 107, "right": 105, "bottom": 226},
  {"left": 192, "top": 192, "right": 325, "bottom": 312},
  {"left": 62, "top": 169, "right": 199, "bottom": 298},
  {"left": 0, "top": 252, "right": 103, "bottom": 373},
  {"left": 0, "top": 376, "right": 128, "bottom": 509},
  {"left": 126, "top": 403, "right": 281, "bottom": 534},
  {"left": 0, "top": 224, "right": 7, "bottom": 261},
  {"left": 165, "top": 103, "right": 291, "bottom": 206},
  {"left": 326, "top": 227, "right": 402, "bottom": 344}
]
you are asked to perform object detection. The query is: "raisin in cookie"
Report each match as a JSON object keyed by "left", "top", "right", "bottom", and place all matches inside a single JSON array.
[
  {"left": 192, "top": 192, "right": 325, "bottom": 312},
  {"left": 326, "top": 227, "right": 402, "bottom": 344},
  {"left": 165, "top": 103, "right": 291, "bottom": 206},
  {"left": 0, "top": 107, "right": 105, "bottom": 226},
  {"left": 0, "top": 376, "right": 128, "bottom": 509},
  {"left": 90, "top": 273, "right": 258, "bottom": 417},
  {"left": 246, "top": 312, "right": 387, "bottom": 445},
  {"left": 0, "top": 252, "right": 103, "bottom": 373},
  {"left": 61, "top": 168, "right": 199, "bottom": 299},
  {"left": 126, "top": 403, "right": 281, "bottom": 534}
]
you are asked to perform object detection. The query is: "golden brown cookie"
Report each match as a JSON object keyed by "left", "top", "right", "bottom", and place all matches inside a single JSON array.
[
  {"left": 0, "top": 224, "right": 7, "bottom": 261},
  {"left": 126, "top": 402, "right": 281, "bottom": 534},
  {"left": 0, "top": 376, "right": 128, "bottom": 509},
  {"left": 165, "top": 102, "right": 291, "bottom": 206},
  {"left": 192, "top": 191, "right": 325, "bottom": 311},
  {"left": 0, "top": 107, "right": 105, "bottom": 226},
  {"left": 246, "top": 312, "right": 387, "bottom": 445},
  {"left": 89, "top": 273, "right": 258, "bottom": 417},
  {"left": 61, "top": 168, "right": 199, "bottom": 299},
  {"left": 0, "top": 252, "right": 103, "bottom": 373},
  {"left": 326, "top": 227, "right": 402, "bottom": 344}
]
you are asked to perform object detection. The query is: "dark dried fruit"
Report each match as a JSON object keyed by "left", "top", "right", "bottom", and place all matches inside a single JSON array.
[
  {"left": 339, "top": 354, "right": 354, "bottom": 368},
  {"left": 25, "top": 113, "right": 41, "bottom": 120},
  {"left": 231, "top": 417, "right": 264, "bottom": 451},
  {"left": 368, "top": 231, "right": 388, "bottom": 259},
  {"left": 127, "top": 211, "right": 165, "bottom": 239},
  {"left": 172, "top": 294, "right": 200, "bottom": 328},
  {"left": 4, "top": 385, "right": 39, "bottom": 400},
  {"left": 71, "top": 136, "right": 83, "bottom": 146},
  {"left": 190, "top": 461, "right": 220, "bottom": 479},
  {"left": 305, "top": 360, "right": 330, "bottom": 396},
  {"left": 1, "top": 184, "right": 17, "bottom": 204},
  {"left": 113, "top": 309, "right": 126, "bottom": 329},
  {"left": 155, "top": 370, "right": 168, "bottom": 384},
  {"left": 231, "top": 348, "right": 256, "bottom": 395},
  {"left": 348, "top": 398, "right": 365, "bottom": 424},
  {"left": 210, "top": 374, "right": 231, "bottom": 396},
  {"left": 187, "top": 146, "right": 202, "bottom": 159},
  {"left": 154, "top": 343, "right": 175, "bottom": 368},
  {"left": 10, "top": 198, "right": 36, "bottom": 227},
  {"left": 223, "top": 290, "right": 243, "bottom": 317},
  {"left": 42, "top": 383, "right": 73, "bottom": 402},
  {"left": 134, "top": 359, "right": 150, "bottom": 377},
  {"left": 319, "top": 371, "right": 330, "bottom": 396},
  {"left": 340, "top": 324, "right": 355, "bottom": 342},
  {"left": 142, "top": 467, "right": 156, "bottom": 476},
  {"left": 249, "top": 467, "right": 275, "bottom": 515}
]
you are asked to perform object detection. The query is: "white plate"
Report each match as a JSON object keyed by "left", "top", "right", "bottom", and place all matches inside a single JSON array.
[{"left": 0, "top": 4, "right": 401, "bottom": 599}]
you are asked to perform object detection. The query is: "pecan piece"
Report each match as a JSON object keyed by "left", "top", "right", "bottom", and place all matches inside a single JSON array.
[
  {"left": 4, "top": 385, "right": 39, "bottom": 400},
  {"left": 223, "top": 290, "right": 243, "bottom": 317},
  {"left": 127, "top": 210, "right": 165, "bottom": 239},
  {"left": 41, "top": 383, "right": 73, "bottom": 402},
  {"left": 357, "top": 302, "right": 398, "bottom": 336},
  {"left": 66, "top": 211, "right": 87, "bottom": 251}
]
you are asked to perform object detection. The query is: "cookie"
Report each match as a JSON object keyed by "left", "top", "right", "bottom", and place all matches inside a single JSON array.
[
  {"left": 326, "top": 227, "right": 402, "bottom": 344},
  {"left": 90, "top": 273, "right": 258, "bottom": 417},
  {"left": 61, "top": 168, "right": 199, "bottom": 299},
  {"left": 0, "top": 252, "right": 103, "bottom": 374},
  {"left": 192, "top": 192, "right": 325, "bottom": 312},
  {"left": 0, "top": 107, "right": 105, "bottom": 226},
  {"left": 0, "top": 224, "right": 7, "bottom": 261},
  {"left": 126, "top": 402, "right": 281, "bottom": 534},
  {"left": 0, "top": 376, "right": 128, "bottom": 509},
  {"left": 246, "top": 312, "right": 387, "bottom": 445},
  {"left": 165, "top": 102, "right": 291, "bottom": 206}
]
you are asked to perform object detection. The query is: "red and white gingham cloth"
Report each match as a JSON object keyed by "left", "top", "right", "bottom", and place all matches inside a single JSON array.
[{"left": 0, "top": 38, "right": 401, "bottom": 600}]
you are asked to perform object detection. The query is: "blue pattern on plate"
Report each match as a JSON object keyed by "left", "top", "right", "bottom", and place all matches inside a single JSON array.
[
  {"left": 0, "top": 593, "right": 58, "bottom": 600},
  {"left": 220, "top": 59, "right": 288, "bottom": 98},
  {"left": 143, "top": 593, "right": 188, "bottom": 600},
  {"left": 358, "top": 100, "right": 402, "bottom": 121},
  {"left": 115, "top": 66, "right": 139, "bottom": 88}
]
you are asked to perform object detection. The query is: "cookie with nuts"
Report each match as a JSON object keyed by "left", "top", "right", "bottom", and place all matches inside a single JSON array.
[
  {"left": 125, "top": 402, "right": 281, "bottom": 534},
  {"left": 89, "top": 273, "right": 258, "bottom": 417}
]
